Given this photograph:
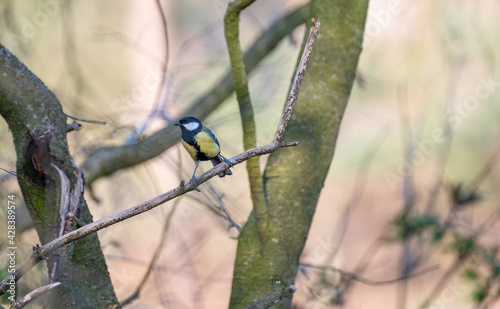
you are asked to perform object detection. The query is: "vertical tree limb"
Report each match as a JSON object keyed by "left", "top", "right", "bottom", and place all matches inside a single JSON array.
[
  {"left": 224, "top": 0, "right": 268, "bottom": 228},
  {"left": 229, "top": 1, "right": 369, "bottom": 308},
  {"left": 0, "top": 44, "right": 119, "bottom": 308}
]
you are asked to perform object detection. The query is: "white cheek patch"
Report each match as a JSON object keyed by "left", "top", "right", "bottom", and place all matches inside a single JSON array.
[{"left": 183, "top": 122, "right": 200, "bottom": 131}]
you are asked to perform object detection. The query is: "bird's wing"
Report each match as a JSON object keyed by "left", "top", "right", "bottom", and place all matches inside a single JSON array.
[{"left": 203, "top": 128, "right": 221, "bottom": 147}]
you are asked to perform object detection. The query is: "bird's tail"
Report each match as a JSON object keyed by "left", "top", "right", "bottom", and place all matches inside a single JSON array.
[{"left": 210, "top": 155, "right": 233, "bottom": 178}]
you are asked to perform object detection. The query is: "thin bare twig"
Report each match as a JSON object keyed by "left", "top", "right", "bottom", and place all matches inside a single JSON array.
[
  {"left": 348, "top": 228, "right": 391, "bottom": 290},
  {"left": 207, "top": 184, "right": 241, "bottom": 232},
  {"left": 418, "top": 214, "right": 500, "bottom": 308},
  {"left": 397, "top": 84, "right": 417, "bottom": 309},
  {"left": 419, "top": 259, "right": 466, "bottom": 309},
  {"left": 151, "top": 0, "right": 170, "bottom": 112},
  {"left": 424, "top": 58, "right": 466, "bottom": 213},
  {"left": 184, "top": 194, "right": 236, "bottom": 225},
  {"left": 470, "top": 139, "right": 500, "bottom": 189},
  {"left": 64, "top": 113, "right": 106, "bottom": 125},
  {"left": 11, "top": 282, "right": 61, "bottom": 309},
  {"left": 300, "top": 263, "right": 439, "bottom": 287},
  {"left": 273, "top": 19, "right": 321, "bottom": 144},
  {"left": 121, "top": 199, "right": 180, "bottom": 307},
  {"left": 128, "top": 0, "right": 170, "bottom": 141},
  {"left": 245, "top": 285, "right": 297, "bottom": 309},
  {"left": 326, "top": 127, "right": 392, "bottom": 265}
]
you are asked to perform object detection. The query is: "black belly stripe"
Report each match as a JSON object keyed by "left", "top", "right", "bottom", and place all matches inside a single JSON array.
[
  {"left": 183, "top": 138, "right": 214, "bottom": 161},
  {"left": 182, "top": 129, "right": 218, "bottom": 161},
  {"left": 196, "top": 151, "right": 213, "bottom": 161}
]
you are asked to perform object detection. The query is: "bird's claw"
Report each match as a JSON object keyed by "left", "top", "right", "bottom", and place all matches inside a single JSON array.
[
  {"left": 222, "top": 156, "right": 234, "bottom": 168},
  {"left": 190, "top": 176, "right": 201, "bottom": 191}
]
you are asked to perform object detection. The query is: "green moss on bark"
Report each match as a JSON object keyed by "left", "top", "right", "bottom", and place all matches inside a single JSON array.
[
  {"left": 229, "top": 1, "right": 369, "bottom": 308},
  {"left": 0, "top": 45, "right": 119, "bottom": 308}
]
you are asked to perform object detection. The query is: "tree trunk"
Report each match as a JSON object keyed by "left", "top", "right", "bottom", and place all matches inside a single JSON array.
[
  {"left": 0, "top": 44, "right": 119, "bottom": 308},
  {"left": 229, "top": 0, "right": 369, "bottom": 308}
]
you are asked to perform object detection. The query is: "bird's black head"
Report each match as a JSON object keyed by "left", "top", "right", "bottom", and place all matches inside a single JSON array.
[{"left": 174, "top": 116, "right": 202, "bottom": 133}]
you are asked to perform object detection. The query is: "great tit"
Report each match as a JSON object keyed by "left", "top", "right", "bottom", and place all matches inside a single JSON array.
[{"left": 175, "top": 116, "right": 233, "bottom": 181}]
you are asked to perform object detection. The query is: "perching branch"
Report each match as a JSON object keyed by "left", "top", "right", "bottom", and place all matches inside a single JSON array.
[
  {"left": 81, "top": 4, "right": 309, "bottom": 185},
  {"left": 0, "top": 114, "right": 300, "bottom": 296}
]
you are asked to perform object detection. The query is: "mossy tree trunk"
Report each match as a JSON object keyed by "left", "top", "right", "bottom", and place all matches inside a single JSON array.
[
  {"left": 229, "top": 0, "right": 369, "bottom": 308},
  {"left": 0, "top": 45, "right": 119, "bottom": 308}
]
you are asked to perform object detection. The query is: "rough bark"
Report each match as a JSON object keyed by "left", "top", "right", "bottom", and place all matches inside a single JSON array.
[
  {"left": 0, "top": 45, "right": 119, "bottom": 308},
  {"left": 229, "top": 1, "right": 369, "bottom": 308}
]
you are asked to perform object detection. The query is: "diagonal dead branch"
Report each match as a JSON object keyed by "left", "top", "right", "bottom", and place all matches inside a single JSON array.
[
  {"left": 0, "top": 139, "right": 299, "bottom": 295},
  {"left": 0, "top": 140, "right": 298, "bottom": 295},
  {"left": 11, "top": 282, "right": 61, "bottom": 309},
  {"left": 273, "top": 19, "right": 321, "bottom": 144}
]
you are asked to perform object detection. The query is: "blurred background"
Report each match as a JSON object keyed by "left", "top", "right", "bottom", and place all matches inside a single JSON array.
[{"left": 1, "top": 0, "right": 500, "bottom": 308}]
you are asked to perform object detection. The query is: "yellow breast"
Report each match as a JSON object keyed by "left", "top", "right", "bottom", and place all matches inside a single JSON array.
[
  {"left": 195, "top": 131, "right": 220, "bottom": 158},
  {"left": 181, "top": 140, "right": 198, "bottom": 160}
]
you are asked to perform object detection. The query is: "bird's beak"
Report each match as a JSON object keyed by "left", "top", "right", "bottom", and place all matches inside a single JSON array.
[{"left": 174, "top": 122, "right": 181, "bottom": 126}]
